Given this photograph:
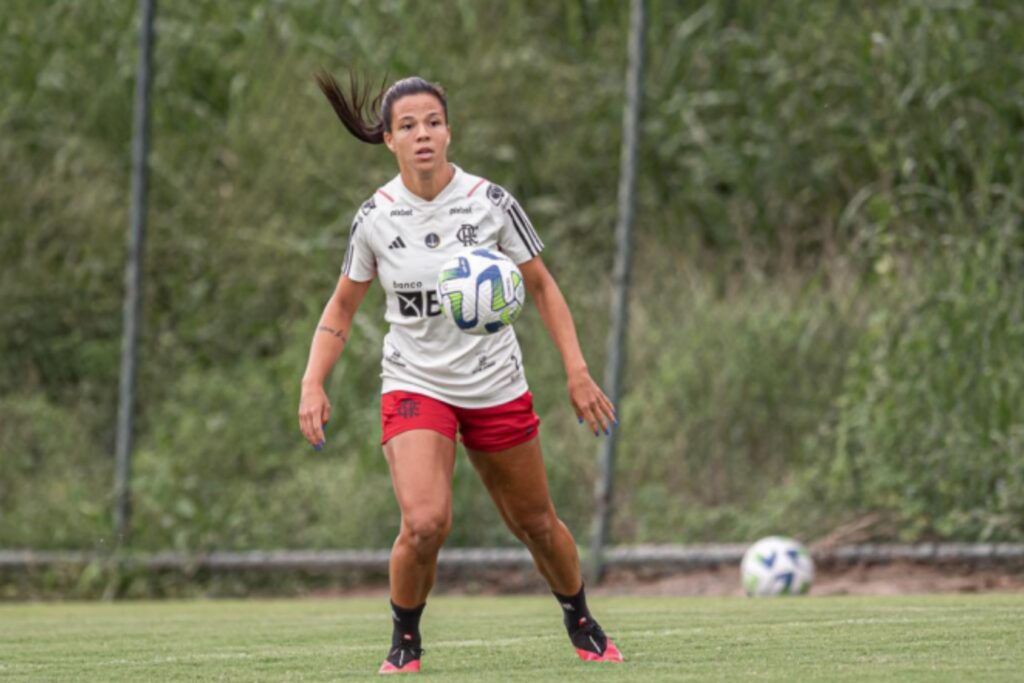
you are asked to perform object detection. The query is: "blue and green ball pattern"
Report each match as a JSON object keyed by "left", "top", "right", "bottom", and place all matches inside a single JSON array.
[{"left": 438, "top": 249, "right": 525, "bottom": 335}]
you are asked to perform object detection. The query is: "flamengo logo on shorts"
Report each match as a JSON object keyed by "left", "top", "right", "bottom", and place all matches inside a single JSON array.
[
  {"left": 397, "top": 398, "right": 420, "bottom": 418},
  {"left": 396, "top": 290, "right": 442, "bottom": 318}
]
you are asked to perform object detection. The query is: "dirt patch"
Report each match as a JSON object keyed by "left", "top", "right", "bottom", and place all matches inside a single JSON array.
[
  {"left": 593, "top": 562, "right": 1024, "bottom": 597},
  {"left": 307, "top": 562, "right": 1024, "bottom": 599}
]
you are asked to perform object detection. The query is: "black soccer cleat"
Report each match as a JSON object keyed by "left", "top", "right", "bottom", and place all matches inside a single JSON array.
[
  {"left": 378, "top": 633, "right": 423, "bottom": 674},
  {"left": 569, "top": 616, "right": 624, "bottom": 663}
]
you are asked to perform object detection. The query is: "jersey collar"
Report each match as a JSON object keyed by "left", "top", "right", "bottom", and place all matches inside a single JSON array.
[{"left": 393, "top": 164, "right": 463, "bottom": 207}]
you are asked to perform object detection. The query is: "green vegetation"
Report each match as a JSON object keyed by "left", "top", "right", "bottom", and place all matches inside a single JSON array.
[
  {"left": 2, "top": 595, "right": 1023, "bottom": 681},
  {"left": 2, "top": 0, "right": 1024, "bottom": 558}
]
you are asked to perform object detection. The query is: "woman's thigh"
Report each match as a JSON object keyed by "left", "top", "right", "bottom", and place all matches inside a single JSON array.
[
  {"left": 466, "top": 436, "right": 554, "bottom": 520},
  {"left": 384, "top": 429, "right": 458, "bottom": 523}
]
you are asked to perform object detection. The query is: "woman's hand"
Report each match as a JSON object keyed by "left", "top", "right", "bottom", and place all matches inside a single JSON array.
[
  {"left": 567, "top": 367, "right": 617, "bottom": 436},
  {"left": 298, "top": 381, "right": 332, "bottom": 450},
  {"left": 298, "top": 275, "right": 371, "bottom": 451}
]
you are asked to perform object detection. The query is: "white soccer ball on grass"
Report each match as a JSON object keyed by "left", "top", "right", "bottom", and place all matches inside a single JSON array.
[{"left": 741, "top": 536, "right": 815, "bottom": 596}]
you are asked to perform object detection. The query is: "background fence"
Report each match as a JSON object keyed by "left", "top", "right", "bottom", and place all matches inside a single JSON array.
[{"left": 3, "top": 1, "right": 1024, "bottom": 594}]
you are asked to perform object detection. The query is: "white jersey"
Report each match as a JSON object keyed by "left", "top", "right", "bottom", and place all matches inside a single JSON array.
[{"left": 342, "top": 165, "right": 544, "bottom": 408}]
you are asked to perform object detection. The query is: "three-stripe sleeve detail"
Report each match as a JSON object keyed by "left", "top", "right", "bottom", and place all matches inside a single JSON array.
[
  {"left": 507, "top": 201, "right": 543, "bottom": 256},
  {"left": 341, "top": 222, "right": 358, "bottom": 274}
]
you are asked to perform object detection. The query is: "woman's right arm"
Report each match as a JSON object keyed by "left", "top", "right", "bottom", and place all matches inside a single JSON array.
[{"left": 298, "top": 274, "right": 373, "bottom": 448}]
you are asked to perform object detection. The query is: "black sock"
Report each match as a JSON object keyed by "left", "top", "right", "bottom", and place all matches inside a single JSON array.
[
  {"left": 552, "top": 583, "right": 594, "bottom": 633},
  {"left": 390, "top": 600, "right": 425, "bottom": 649}
]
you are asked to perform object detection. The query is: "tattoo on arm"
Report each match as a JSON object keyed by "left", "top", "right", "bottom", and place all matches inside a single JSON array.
[{"left": 317, "top": 326, "right": 348, "bottom": 342}]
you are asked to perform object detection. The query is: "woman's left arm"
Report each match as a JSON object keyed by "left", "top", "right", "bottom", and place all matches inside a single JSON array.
[{"left": 519, "top": 257, "right": 616, "bottom": 435}]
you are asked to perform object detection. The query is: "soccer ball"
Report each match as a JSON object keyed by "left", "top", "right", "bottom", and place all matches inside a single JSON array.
[
  {"left": 436, "top": 248, "right": 526, "bottom": 335},
  {"left": 741, "top": 536, "right": 814, "bottom": 597}
]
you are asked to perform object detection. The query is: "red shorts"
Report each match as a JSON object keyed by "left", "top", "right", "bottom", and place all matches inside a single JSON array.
[{"left": 381, "top": 390, "right": 540, "bottom": 453}]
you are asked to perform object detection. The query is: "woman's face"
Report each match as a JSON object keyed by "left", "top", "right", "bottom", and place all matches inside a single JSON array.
[{"left": 384, "top": 93, "right": 451, "bottom": 175}]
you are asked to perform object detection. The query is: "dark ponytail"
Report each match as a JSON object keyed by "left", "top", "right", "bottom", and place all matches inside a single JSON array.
[{"left": 315, "top": 70, "right": 448, "bottom": 145}]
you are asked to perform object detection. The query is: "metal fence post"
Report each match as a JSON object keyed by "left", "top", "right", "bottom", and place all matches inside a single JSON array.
[
  {"left": 589, "top": 0, "right": 646, "bottom": 582},
  {"left": 115, "top": 0, "right": 157, "bottom": 547}
]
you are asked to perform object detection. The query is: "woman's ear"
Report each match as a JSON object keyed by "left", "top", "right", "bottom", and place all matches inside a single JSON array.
[{"left": 384, "top": 131, "right": 395, "bottom": 153}]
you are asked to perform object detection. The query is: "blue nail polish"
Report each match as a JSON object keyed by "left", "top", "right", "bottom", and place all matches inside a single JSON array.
[
  {"left": 578, "top": 416, "right": 584, "bottom": 424},
  {"left": 594, "top": 431, "right": 599, "bottom": 437},
  {"left": 604, "top": 428, "right": 610, "bottom": 436},
  {"left": 313, "top": 444, "right": 322, "bottom": 451}
]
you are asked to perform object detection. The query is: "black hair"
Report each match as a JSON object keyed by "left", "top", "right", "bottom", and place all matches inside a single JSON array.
[{"left": 314, "top": 71, "right": 448, "bottom": 144}]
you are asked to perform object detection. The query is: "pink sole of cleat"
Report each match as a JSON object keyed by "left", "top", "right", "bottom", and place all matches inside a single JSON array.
[
  {"left": 378, "top": 660, "right": 421, "bottom": 674},
  {"left": 576, "top": 639, "right": 624, "bottom": 663}
]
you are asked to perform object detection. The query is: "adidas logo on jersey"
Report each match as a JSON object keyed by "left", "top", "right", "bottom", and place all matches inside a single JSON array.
[{"left": 389, "top": 236, "right": 407, "bottom": 250}]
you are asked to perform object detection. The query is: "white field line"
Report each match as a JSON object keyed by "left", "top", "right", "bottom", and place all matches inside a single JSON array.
[{"left": 6, "top": 614, "right": 1005, "bottom": 672}]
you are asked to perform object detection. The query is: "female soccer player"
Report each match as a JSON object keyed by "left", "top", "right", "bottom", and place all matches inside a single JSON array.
[{"left": 298, "top": 72, "right": 622, "bottom": 674}]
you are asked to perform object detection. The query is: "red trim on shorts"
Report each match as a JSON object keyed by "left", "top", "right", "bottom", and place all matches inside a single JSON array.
[
  {"left": 381, "top": 391, "right": 540, "bottom": 453},
  {"left": 467, "top": 178, "right": 486, "bottom": 197},
  {"left": 377, "top": 189, "right": 395, "bottom": 202}
]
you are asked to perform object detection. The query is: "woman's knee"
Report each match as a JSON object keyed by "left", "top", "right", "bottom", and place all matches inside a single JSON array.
[
  {"left": 510, "top": 507, "right": 557, "bottom": 546},
  {"left": 401, "top": 512, "right": 451, "bottom": 555}
]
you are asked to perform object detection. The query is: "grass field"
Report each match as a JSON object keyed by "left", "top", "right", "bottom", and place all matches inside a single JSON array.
[{"left": 1, "top": 594, "right": 1022, "bottom": 681}]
